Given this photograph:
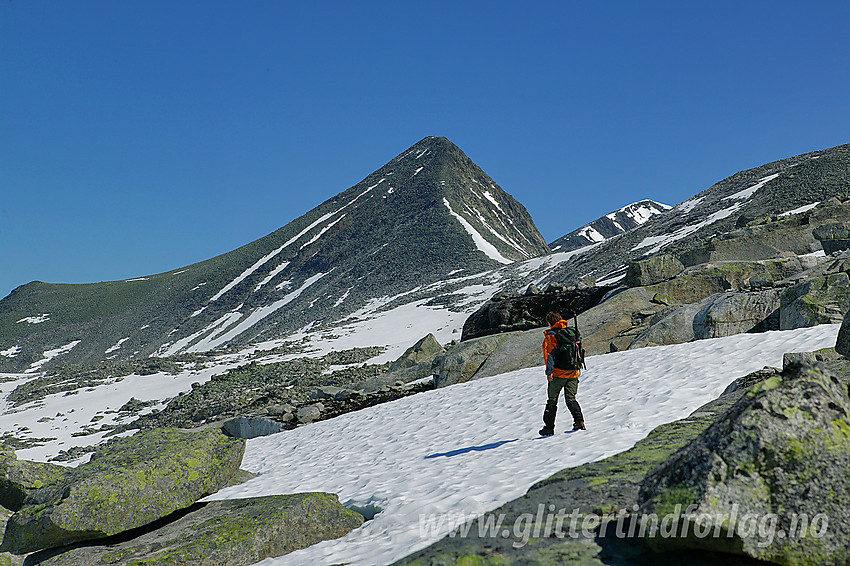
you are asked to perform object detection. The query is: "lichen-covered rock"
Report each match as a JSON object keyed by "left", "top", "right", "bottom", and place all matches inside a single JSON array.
[
  {"left": 296, "top": 404, "right": 322, "bottom": 423},
  {"left": 389, "top": 333, "right": 444, "bottom": 372},
  {"left": 693, "top": 288, "right": 780, "bottom": 338},
  {"left": 35, "top": 493, "right": 363, "bottom": 566},
  {"left": 639, "top": 362, "right": 850, "bottom": 565},
  {"left": 780, "top": 272, "right": 850, "bottom": 329},
  {"left": 630, "top": 300, "right": 708, "bottom": 349},
  {"left": 0, "top": 448, "right": 70, "bottom": 512},
  {"left": 434, "top": 334, "right": 509, "bottom": 387},
  {"left": 0, "top": 428, "right": 245, "bottom": 554},
  {"left": 0, "top": 507, "right": 22, "bottom": 566},
  {"left": 624, "top": 254, "right": 685, "bottom": 287}
]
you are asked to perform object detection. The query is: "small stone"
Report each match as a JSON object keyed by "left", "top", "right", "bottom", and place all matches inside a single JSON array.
[{"left": 296, "top": 405, "right": 322, "bottom": 424}]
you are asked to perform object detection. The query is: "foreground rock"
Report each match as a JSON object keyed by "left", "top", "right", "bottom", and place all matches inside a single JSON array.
[
  {"left": 0, "top": 446, "right": 70, "bottom": 511},
  {"left": 639, "top": 362, "right": 850, "bottom": 564},
  {"left": 34, "top": 493, "right": 364, "bottom": 566},
  {"left": 1, "top": 428, "right": 245, "bottom": 554},
  {"left": 0, "top": 507, "right": 22, "bottom": 566}
]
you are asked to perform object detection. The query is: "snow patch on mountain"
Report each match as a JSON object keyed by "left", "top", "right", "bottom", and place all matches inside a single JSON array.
[
  {"left": 633, "top": 202, "right": 744, "bottom": 255},
  {"left": 17, "top": 314, "right": 50, "bottom": 324},
  {"left": 443, "top": 198, "right": 512, "bottom": 265},
  {"left": 1, "top": 346, "right": 21, "bottom": 358},
  {"left": 723, "top": 173, "right": 781, "bottom": 201},
  {"left": 254, "top": 262, "right": 291, "bottom": 293},
  {"left": 104, "top": 338, "right": 129, "bottom": 354},
  {"left": 780, "top": 202, "right": 820, "bottom": 217},
  {"left": 27, "top": 340, "right": 81, "bottom": 373}
]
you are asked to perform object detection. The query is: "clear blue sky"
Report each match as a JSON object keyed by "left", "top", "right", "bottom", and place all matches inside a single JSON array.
[{"left": 2, "top": 1, "right": 849, "bottom": 299}]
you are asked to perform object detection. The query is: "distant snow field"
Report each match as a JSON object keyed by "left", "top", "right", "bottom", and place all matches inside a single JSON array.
[{"left": 207, "top": 324, "right": 840, "bottom": 566}]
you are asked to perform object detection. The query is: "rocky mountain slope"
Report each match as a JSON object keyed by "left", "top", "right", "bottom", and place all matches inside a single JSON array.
[
  {"left": 542, "top": 144, "right": 850, "bottom": 288},
  {"left": 549, "top": 200, "right": 671, "bottom": 253},
  {"left": 0, "top": 137, "right": 550, "bottom": 372}
]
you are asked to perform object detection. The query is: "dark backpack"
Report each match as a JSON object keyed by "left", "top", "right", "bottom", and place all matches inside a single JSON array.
[{"left": 554, "top": 326, "right": 586, "bottom": 371}]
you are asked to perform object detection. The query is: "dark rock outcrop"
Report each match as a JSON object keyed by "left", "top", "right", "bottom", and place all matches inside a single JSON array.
[
  {"left": 221, "top": 416, "right": 285, "bottom": 439},
  {"left": 1, "top": 428, "right": 245, "bottom": 555},
  {"left": 461, "top": 286, "right": 612, "bottom": 341},
  {"left": 813, "top": 221, "right": 850, "bottom": 255}
]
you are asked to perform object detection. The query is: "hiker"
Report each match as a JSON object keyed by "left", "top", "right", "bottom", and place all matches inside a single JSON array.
[{"left": 539, "top": 311, "right": 585, "bottom": 436}]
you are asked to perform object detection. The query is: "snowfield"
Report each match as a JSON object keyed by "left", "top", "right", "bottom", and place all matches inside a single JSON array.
[{"left": 204, "top": 324, "right": 841, "bottom": 566}]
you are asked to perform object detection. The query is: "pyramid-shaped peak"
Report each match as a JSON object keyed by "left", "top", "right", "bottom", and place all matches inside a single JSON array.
[{"left": 389, "top": 136, "right": 466, "bottom": 164}]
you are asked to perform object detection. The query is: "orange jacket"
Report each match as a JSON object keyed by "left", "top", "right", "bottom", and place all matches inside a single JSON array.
[{"left": 543, "top": 319, "right": 580, "bottom": 379}]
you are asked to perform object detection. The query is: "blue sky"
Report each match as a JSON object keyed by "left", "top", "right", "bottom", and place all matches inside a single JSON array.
[{"left": 2, "top": 1, "right": 849, "bottom": 299}]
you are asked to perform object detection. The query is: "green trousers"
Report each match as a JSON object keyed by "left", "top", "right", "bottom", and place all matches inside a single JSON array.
[{"left": 548, "top": 376, "right": 578, "bottom": 403}]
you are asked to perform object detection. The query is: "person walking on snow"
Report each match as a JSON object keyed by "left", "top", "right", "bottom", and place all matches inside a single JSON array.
[{"left": 540, "top": 311, "right": 585, "bottom": 436}]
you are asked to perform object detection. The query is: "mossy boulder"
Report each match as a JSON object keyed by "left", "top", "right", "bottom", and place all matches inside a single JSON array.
[
  {"left": 625, "top": 254, "right": 685, "bottom": 287},
  {"left": 692, "top": 288, "right": 780, "bottom": 338},
  {"left": 0, "top": 448, "right": 70, "bottom": 512},
  {"left": 389, "top": 333, "right": 444, "bottom": 371},
  {"left": 0, "top": 507, "right": 22, "bottom": 566},
  {"left": 639, "top": 362, "right": 850, "bottom": 564},
  {"left": 434, "top": 334, "right": 510, "bottom": 387},
  {"left": 35, "top": 493, "right": 364, "bottom": 565},
  {"left": 0, "top": 428, "right": 245, "bottom": 554},
  {"left": 780, "top": 272, "right": 850, "bottom": 329}
]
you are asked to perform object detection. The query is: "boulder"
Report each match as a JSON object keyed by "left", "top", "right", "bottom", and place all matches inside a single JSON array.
[
  {"left": 779, "top": 272, "right": 850, "bottom": 329},
  {"left": 461, "top": 286, "right": 611, "bottom": 341},
  {"left": 578, "top": 287, "right": 667, "bottom": 354},
  {"left": 648, "top": 258, "right": 802, "bottom": 307},
  {"left": 388, "top": 334, "right": 444, "bottom": 372},
  {"left": 838, "top": 307, "right": 850, "bottom": 359},
  {"left": 434, "top": 334, "right": 509, "bottom": 387},
  {"left": 468, "top": 328, "right": 546, "bottom": 381},
  {"left": 36, "top": 493, "right": 364, "bottom": 566},
  {"left": 813, "top": 222, "right": 850, "bottom": 255},
  {"left": 639, "top": 362, "right": 850, "bottom": 564},
  {"left": 0, "top": 428, "right": 245, "bottom": 554},
  {"left": 296, "top": 404, "right": 323, "bottom": 424},
  {"left": 309, "top": 386, "right": 347, "bottom": 400},
  {"left": 0, "top": 448, "right": 70, "bottom": 512},
  {"left": 524, "top": 284, "right": 542, "bottom": 295},
  {"left": 0, "top": 507, "right": 22, "bottom": 566},
  {"left": 222, "top": 416, "right": 285, "bottom": 439},
  {"left": 266, "top": 404, "right": 295, "bottom": 417},
  {"left": 693, "top": 289, "right": 780, "bottom": 338},
  {"left": 624, "top": 254, "right": 685, "bottom": 287},
  {"left": 782, "top": 347, "right": 842, "bottom": 369},
  {"left": 630, "top": 301, "right": 708, "bottom": 349}
]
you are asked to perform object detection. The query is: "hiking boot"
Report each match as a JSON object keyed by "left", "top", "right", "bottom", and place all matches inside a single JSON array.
[
  {"left": 572, "top": 421, "right": 586, "bottom": 431},
  {"left": 540, "top": 401, "right": 557, "bottom": 436}
]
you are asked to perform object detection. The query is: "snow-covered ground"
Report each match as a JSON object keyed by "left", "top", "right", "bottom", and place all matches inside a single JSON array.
[{"left": 204, "top": 324, "right": 841, "bottom": 566}]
